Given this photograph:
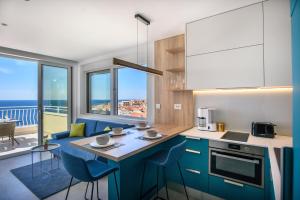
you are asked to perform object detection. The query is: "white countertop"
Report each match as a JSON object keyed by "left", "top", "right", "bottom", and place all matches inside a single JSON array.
[{"left": 180, "top": 127, "right": 293, "bottom": 200}]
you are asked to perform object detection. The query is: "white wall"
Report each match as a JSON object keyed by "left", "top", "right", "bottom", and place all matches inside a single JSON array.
[
  {"left": 194, "top": 89, "right": 292, "bottom": 136},
  {"left": 76, "top": 43, "right": 155, "bottom": 125}
]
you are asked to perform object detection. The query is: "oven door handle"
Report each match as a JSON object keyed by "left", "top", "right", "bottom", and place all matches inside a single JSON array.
[{"left": 211, "top": 152, "right": 260, "bottom": 164}]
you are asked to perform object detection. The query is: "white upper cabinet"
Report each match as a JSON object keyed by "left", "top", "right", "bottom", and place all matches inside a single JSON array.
[
  {"left": 264, "top": 0, "right": 292, "bottom": 87},
  {"left": 185, "top": 1, "right": 292, "bottom": 89},
  {"left": 186, "top": 3, "right": 263, "bottom": 57},
  {"left": 186, "top": 45, "right": 264, "bottom": 90}
]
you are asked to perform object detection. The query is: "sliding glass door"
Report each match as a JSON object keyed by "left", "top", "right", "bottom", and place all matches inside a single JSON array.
[
  {"left": 38, "top": 63, "right": 71, "bottom": 143},
  {"left": 0, "top": 55, "right": 39, "bottom": 157},
  {"left": 0, "top": 55, "right": 72, "bottom": 158}
]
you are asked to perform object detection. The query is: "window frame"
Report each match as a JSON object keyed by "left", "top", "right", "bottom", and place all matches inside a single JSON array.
[
  {"left": 86, "top": 66, "right": 148, "bottom": 119},
  {"left": 86, "top": 69, "right": 112, "bottom": 115},
  {"left": 116, "top": 67, "right": 148, "bottom": 119}
]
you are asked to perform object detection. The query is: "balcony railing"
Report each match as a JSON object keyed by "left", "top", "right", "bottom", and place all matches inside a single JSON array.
[{"left": 0, "top": 106, "right": 68, "bottom": 127}]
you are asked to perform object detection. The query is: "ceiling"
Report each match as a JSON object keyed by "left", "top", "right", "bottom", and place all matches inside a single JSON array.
[{"left": 0, "top": 0, "right": 261, "bottom": 61}]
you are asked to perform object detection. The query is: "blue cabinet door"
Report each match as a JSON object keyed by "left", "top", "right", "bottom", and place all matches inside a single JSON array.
[
  {"left": 180, "top": 166, "right": 208, "bottom": 192},
  {"left": 209, "top": 175, "right": 264, "bottom": 200},
  {"left": 292, "top": 0, "right": 300, "bottom": 199},
  {"left": 181, "top": 138, "right": 209, "bottom": 191},
  {"left": 167, "top": 137, "right": 209, "bottom": 192}
]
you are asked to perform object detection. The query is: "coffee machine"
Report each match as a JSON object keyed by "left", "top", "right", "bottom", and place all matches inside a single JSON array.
[{"left": 197, "top": 108, "right": 216, "bottom": 131}]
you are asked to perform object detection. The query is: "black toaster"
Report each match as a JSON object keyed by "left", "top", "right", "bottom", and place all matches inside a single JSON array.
[{"left": 251, "top": 122, "right": 276, "bottom": 138}]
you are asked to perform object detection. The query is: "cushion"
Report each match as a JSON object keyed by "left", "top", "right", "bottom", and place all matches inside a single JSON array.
[
  {"left": 76, "top": 118, "right": 97, "bottom": 137},
  {"left": 51, "top": 131, "right": 70, "bottom": 139},
  {"left": 95, "top": 121, "right": 134, "bottom": 133},
  {"left": 104, "top": 126, "right": 111, "bottom": 131},
  {"left": 69, "top": 123, "right": 85, "bottom": 137}
]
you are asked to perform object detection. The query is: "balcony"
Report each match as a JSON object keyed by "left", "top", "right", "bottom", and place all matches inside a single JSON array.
[{"left": 0, "top": 106, "right": 67, "bottom": 159}]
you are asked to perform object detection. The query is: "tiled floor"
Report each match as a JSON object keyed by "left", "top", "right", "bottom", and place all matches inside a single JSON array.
[
  {"left": 0, "top": 133, "right": 38, "bottom": 159},
  {"left": 0, "top": 153, "right": 108, "bottom": 200},
  {"left": 0, "top": 153, "right": 222, "bottom": 200}
]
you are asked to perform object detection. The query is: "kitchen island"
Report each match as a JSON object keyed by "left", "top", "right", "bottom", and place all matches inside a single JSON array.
[{"left": 71, "top": 124, "right": 191, "bottom": 200}]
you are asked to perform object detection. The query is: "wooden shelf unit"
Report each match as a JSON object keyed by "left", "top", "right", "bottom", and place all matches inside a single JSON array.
[
  {"left": 166, "top": 46, "right": 185, "bottom": 54},
  {"left": 166, "top": 67, "right": 185, "bottom": 72},
  {"left": 154, "top": 34, "right": 194, "bottom": 127},
  {"left": 170, "top": 89, "right": 192, "bottom": 92}
]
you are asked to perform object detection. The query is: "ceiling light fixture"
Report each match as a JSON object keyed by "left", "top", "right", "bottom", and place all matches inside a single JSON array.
[{"left": 113, "top": 13, "right": 163, "bottom": 76}]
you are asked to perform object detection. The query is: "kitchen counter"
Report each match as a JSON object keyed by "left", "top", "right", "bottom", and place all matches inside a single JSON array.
[
  {"left": 71, "top": 124, "right": 191, "bottom": 200},
  {"left": 180, "top": 127, "right": 293, "bottom": 200},
  {"left": 71, "top": 124, "right": 191, "bottom": 162}
]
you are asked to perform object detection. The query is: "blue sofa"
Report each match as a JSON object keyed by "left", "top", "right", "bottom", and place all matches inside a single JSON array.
[{"left": 49, "top": 118, "right": 134, "bottom": 160}]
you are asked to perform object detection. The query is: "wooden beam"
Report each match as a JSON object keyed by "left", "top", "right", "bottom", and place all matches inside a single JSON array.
[{"left": 113, "top": 58, "right": 163, "bottom": 76}]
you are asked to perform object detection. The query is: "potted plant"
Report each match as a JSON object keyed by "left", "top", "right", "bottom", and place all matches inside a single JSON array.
[{"left": 43, "top": 136, "right": 49, "bottom": 150}]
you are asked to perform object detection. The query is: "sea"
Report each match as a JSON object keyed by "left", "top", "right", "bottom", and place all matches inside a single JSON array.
[
  {"left": 0, "top": 100, "right": 67, "bottom": 107},
  {"left": 0, "top": 100, "right": 68, "bottom": 127},
  {"left": 0, "top": 99, "right": 133, "bottom": 126}
]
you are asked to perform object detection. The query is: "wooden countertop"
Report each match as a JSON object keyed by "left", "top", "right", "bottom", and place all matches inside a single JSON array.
[
  {"left": 181, "top": 128, "right": 292, "bottom": 148},
  {"left": 70, "top": 124, "right": 191, "bottom": 162}
]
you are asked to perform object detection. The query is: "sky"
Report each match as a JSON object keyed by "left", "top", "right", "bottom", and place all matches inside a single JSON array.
[
  {"left": 118, "top": 68, "right": 147, "bottom": 100},
  {"left": 0, "top": 56, "right": 147, "bottom": 101},
  {"left": 0, "top": 56, "right": 69, "bottom": 101},
  {"left": 91, "top": 67, "right": 147, "bottom": 100},
  {"left": 0, "top": 56, "right": 38, "bottom": 100}
]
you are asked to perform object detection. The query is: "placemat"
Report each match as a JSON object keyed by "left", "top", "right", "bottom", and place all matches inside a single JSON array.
[
  {"left": 85, "top": 143, "right": 125, "bottom": 151},
  {"left": 136, "top": 134, "right": 165, "bottom": 141},
  {"left": 109, "top": 130, "right": 135, "bottom": 138}
]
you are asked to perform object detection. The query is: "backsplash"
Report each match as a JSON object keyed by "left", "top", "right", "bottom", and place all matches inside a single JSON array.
[{"left": 194, "top": 89, "right": 292, "bottom": 136}]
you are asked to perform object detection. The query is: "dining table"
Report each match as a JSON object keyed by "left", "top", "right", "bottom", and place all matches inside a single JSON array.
[{"left": 71, "top": 124, "right": 191, "bottom": 200}]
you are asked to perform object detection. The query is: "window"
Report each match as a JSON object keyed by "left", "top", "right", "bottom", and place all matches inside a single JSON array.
[
  {"left": 87, "top": 67, "right": 147, "bottom": 119},
  {"left": 117, "top": 68, "right": 147, "bottom": 118},
  {"left": 87, "top": 70, "right": 111, "bottom": 115}
]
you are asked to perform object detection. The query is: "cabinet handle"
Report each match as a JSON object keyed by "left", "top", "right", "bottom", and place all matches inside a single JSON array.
[
  {"left": 185, "top": 136, "right": 201, "bottom": 140},
  {"left": 185, "top": 169, "right": 201, "bottom": 174},
  {"left": 185, "top": 149, "right": 201, "bottom": 154},
  {"left": 212, "top": 152, "right": 260, "bottom": 164},
  {"left": 224, "top": 179, "right": 244, "bottom": 187}
]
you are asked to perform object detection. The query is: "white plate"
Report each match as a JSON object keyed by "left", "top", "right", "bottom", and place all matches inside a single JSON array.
[
  {"left": 89, "top": 140, "right": 115, "bottom": 148},
  {"left": 143, "top": 133, "right": 162, "bottom": 140},
  {"left": 109, "top": 130, "right": 128, "bottom": 136},
  {"left": 136, "top": 125, "right": 151, "bottom": 130}
]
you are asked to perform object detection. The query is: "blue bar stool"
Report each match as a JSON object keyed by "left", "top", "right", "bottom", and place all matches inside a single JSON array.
[
  {"left": 61, "top": 151, "right": 119, "bottom": 200},
  {"left": 140, "top": 140, "right": 189, "bottom": 200}
]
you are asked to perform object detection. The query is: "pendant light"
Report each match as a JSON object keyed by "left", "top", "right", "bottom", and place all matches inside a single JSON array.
[{"left": 113, "top": 14, "right": 163, "bottom": 76}]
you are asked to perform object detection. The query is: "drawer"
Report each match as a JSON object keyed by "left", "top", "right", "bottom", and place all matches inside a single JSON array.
[
  {"left": 209, "top": 175, "right": 264, "bottom": 200},
  {"left": 180, "top": 151, "right": 208, "bottom": 171},
  {"left": 179, "top": 164, "right": 208, "bottom": 192},
  {"left": 184, "top": 137, "right": 208, "bottom": 153}
]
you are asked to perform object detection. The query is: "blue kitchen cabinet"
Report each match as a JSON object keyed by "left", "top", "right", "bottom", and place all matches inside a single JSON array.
[
  {"left": 291, "top": 0, "right": 297, "bottom": 15},
  {"left": 209, "top": 175, "right": 264, "bottom": 200},
  {"left": 209, "top": 148, "right": 269, "bottom": 200},
  {"left": 180, "top": 137, "right": 209, "bottom": 192},
  {"left": 167, "top": 136, "right": 209, "bottom": 192},
  {"left": 291, "top": 0, "right": 300, "bottom": 199}
]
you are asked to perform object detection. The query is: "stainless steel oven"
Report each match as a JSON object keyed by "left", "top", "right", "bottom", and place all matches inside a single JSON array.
[{"left": 209, "top": 140, "right": 264, "bottom": 188}]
